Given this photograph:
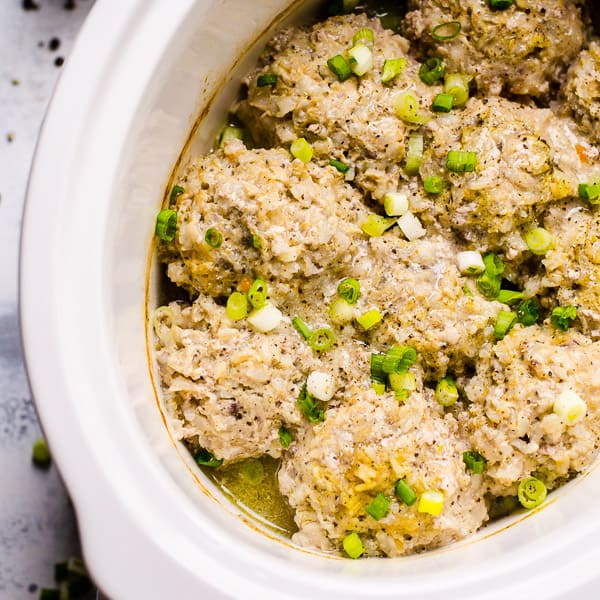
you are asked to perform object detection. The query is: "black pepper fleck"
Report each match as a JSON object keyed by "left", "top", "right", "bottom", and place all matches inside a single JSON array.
[
  {"left": 6, "top": 132, "right": 14, "bottom": 143},
  {"left": 48, "top": 37, "right": 61, "bottom": 52},
  {"left": 54, "top": 56, "right": 65, "bottom": 67},
  {"left": 22, "top": 0, "right": 39, "bottom": 10},
  {"left": 64, "top": 0, "right": 76, "bottom": 9}
]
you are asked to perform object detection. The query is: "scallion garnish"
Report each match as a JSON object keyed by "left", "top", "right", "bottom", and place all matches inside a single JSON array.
[
  {"left": 517, "top": 477, "right": 547, "bottom": 509},
  {"left": 431, "top": 92, "right": 454, "bottom": 113},
  {"left": 435, "top": 377, "right": 459, "bottom": 407},
  {"left": 155, "top": 209, "right": 178, "bottom": 242},
  {"left": 32, "top": 438, "right": 51, "bottom": 469},
  {"left": 365, "top": 492, "right": 391, "bottom": 521},
  {"left": 308, "top": 327, "right": 335, "bottom": 352},
  {"left": 292, "top": 316, "right": 312, "bottom": 340},
  {"left": 497, "top": 289, "right": 524, "bottom": 306},
  {"left": 381, "top": 58, "right": 407, "bottom": 84},
  {"left": 524, "top": 227, "right": 555, "bottom": 255},
  {"left": 252, "top": 233, "right": 263, "bottom": 249},
  {"left": 356, "top": 308, "right": 383, "bottom": 330},
  {"left": 218, "top": 125, "right": 244, "bottom": 148},
  {"left": 329, "top": 297, "right": 355, "bottom": 325},
  {"left": 579, "top": 182, "right": 600, "bottom": 203},
  {"left": 444, "top": 73, "right": 471, "bottom": 106},
  {"left": 298, "top": 383, "right": 325, "bottom": 423},
  {"left": 431, "top": 21, "right": 462, "bottom": 41},
  {"left": 418, "top": 490, "right": 445, "bottom": 515},
  {"left": 446, "top": 150, "right": 477, "bottom": 173},
  {"left": 256, "top": 73, "right": 279, "bottom": 87},
  {"left": 483, "top": 252, "right": 504, "bottom": 276},
  {"left": 194, "top": 448, "right": 223, "bottom": 468},
  {"left": 337, "top": 277, "right": 360, "bottom": 304},
  {"left": 388, "top": 371, "right": 416, "bottom": 394},
  {"left": 554, "top": 389, "right": 587, "bottom": 425},
  {"left": 463, "top": 451, "right": 487, "bottom": 474},
  {"left": 327, "top": 54, "right": 353, "bottom": 81},
  {"left": 494, "top": 310, "right": 517, "bottom": 340},
  {"left": 169, "top": 185, "right": 185, "bottom": 203},
  {"left": 394, "top": 92, "right": 430, "bottom": 125},
  {"left": 423, "top": 175, "right": 444, "bottom": 195},
  {"left": 383, "top": 192, "right": 409, "bottom": 216},
  {"left": 226, "top": 291, "right": 248, "bottom": 321},
  {"left": 329, "top": 158, "right": 350, "bottom": 173},
  {"left": 348, "top": 43, "right": 374, "bottom": 76},
  {"left": 404, "top": 133, "right": 424, "bottom": 175},
  {"left": 397, "top": 211, "right": 426, "bottom": 240},
  {"left": 517, "top": 298, "right": 539, "bottom": 326},
  {"left": 342, "top": 532, "right": 365, "bottom": 559},
  {"left": 476, "top": 252, "right": 504, "bottom": 298},
  {"left": 489, "top": 0, "right": 513, "bottom": 9},
  {"left": 550, "top": 305, "right": 577, "bottom": 331},
  {"left": 419, "top": 57, "right": 446, "bottom": 85},
  {"left": 205, "top": 227, "right": 223, "bottom": 248},
  {"left": 278, "top": 426, "right": 293, "bottom": 448},
  {"left": 290, "top": 137, "right": 314, "bottom": 163},
  {"left": 247, "top": 303, "right": 282, "bottom": 333},
  {"left": 372, "top": 380, "right": 386, "bottom": 395},
  {"left": 395, "top": 479, "right": 417, "bottom": 505},
  {"left": 361, "top": 213, "right": 397, "bottom": 237},
  {"left": 247, "top": 278, "right": 268, "bottom": 309},
  {"left": 456, "top": 250, "right": 485, "bottom": 275},
  {"left": 352, "top": 28, "right": 374, "bottom": 47},
  {"left": 386, "top": 345, "right": 418, "bottom": 370},
  {"left": 370, "top": 353, "right": 386, "bottom": 383}
]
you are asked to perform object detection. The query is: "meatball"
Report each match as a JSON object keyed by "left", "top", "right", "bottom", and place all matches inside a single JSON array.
[
  {"left": 236, "top": 14, "right": 440, "bottom": 200},
  {"left": 403, "top": 0, "right": 585, "bottom": 99},
  {"left": 279, "top": 390, "right": 487, "bottom": 557},
  {"left": 164, "top": 139, "right": 368, "bottom": 298},
  {"left": 463, "top": 325, "right": 600, "bottom": 495}
]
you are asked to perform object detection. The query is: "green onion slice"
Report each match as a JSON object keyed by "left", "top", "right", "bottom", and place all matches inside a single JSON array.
[
  {"left": 550, "top": 305, "right": 577, "bottom": 331},
  {"left": 361, "top": 213, "right": 397, "bottom": 237},
  {"left": 365, "top": 492, "right": 391, "bottom": 520},
  {"left": 32, "top": 438, "right": 51, "bottom": 469},
  {"left": 382, "top": 58, "right": 407, "bottom": 84},
  {"left": 218, "top": 125, "right": 244, "bottom": 148},
  {"left": 327, "top": 54, "right": 353, "bottom": 81},
  {"left": 494, "top": 310, "right": 517, "bottom": 340},
  {"left": 298, "top": 383, "right": 325, "bottom": 423},
  {"left": 226, "top": 291, "right": 248, "bottom": 321},
  {"left": 290, "top": 137, "right": 313, "bottom": 163},
  {"left": 342, "top": 532, "right": 365, "bottom": 559},
  {"left": 329, "top": 158, "right": 350, "bottom": 173},
  {"left": 337, "top": 277, "right": 360, "bottom": 304},
  {"left": 497, "top": 289, "right": 524, "bottom": 306},
  {"left": 395, "top": 479, "right": 417, "bottom": 505},
  {"left": 292, "top": 316, "right": 312, "bottom": 340},
  {"left": 370, "top": 353, "right": 386, "bottom": 383},
  {"left": 194, "top": 448, "right": 223, "bottom": 468},
  {"left": 308, "top": 327, "right": 335, "bottom": 352},
  {"left": 489, "top": 0, "right": 513, "bottom": 9},
  {"left": 424, "top": 175, "right": 444, "bottom": 195},
  {"left": 476, "top": 272, "right": 501, "bottom": 299},
  {"left": 329, "top": 297, "right": 355, "bottom": 325},
  {"left": 356, "top": 308, "right": 383, "bottom": 330},
  {"left": 517, "top": 476, "right": 547, "bottom": 509},
  {"left": 241, "top": 459, "right": 265, "bottom": 485},
  {"left": 348, "top": 43, "right": 374, "bottom": 77},
  {"left": 257, "top": 73, "right": 279, "bottom": 87},
  {"left": 169, "top": 185, "right": 185, "bottom": 203},
  {"left": 352, "top": 28, "right": 374, "bottom": 47},
  {"left": 252, "top": 233, "right": 263, "bottom": 249},
  {"left": 517, "top": 298, "right": 539, "bottom": 326},
  {"left": 205, "top": 227, "right": 223, "bottom": 248},
  {"left": 248, "top": 278, "right": 268, "bottom": 309},
  {"left": 394, "top": 92, "right": 430, "bottom": 125},
  {"left": 405, "top": 133, "right": 424, "bottom": 175},
  {"left": 446, "top": 150, "right": 477, "bottom": 173},
  {"left": 579, "top": 182, "right": 600, "bottom": 203},
  {"left": 431, "top": 92, "right": 454, "bottom": 113},
  {"left": 278, "top": 426, "right": 293, "bottom": 448},
  {"left": 444, "top": 73, "right": 471, "bottom": 107},
  {"left": 483, "top": 252, "right": 505, "bottom": 277},
  {"left": 435, "top": 377, "right": 459, "bottom": 407},
  {"left": 432, "top": 20, "right": 462, "bottom": 41},
  {"left": 371, "top": 380, "right": 386, "bottom": 395},
  {"left": 524, "top": 227, "right": 555, "bottom": 255},
  {"left": 419, "top": 57, "right": 446, "bottom": 85},
  {"left": 463, "top": 451, "right": 487, "bottom": 474},
  {"left": 155, "top": 209, "right": 178, "bottom": 242}
]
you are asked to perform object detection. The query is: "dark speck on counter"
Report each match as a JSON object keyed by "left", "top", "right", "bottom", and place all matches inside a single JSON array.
[
  {"left": 22, "top": 0, "right": 40, "bottom": 10},
  {"left": 54, "top": 56, "right": 64, "bottom": 68},
  {"left": 49, "top": 37, "right": 61, "bottom": 52}
]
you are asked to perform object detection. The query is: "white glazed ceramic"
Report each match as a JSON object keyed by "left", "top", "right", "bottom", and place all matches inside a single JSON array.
[{"left": 20, "top": 1, "right": 600, "bottom": 598}]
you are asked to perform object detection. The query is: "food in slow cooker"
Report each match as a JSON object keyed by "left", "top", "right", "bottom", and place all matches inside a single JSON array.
[{"left": 152, "top": 2, "right": 600, "bottom": 558}]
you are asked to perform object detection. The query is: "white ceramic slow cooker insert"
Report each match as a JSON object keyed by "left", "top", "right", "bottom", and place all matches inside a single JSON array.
[{"left": 20, "top": 1, "right": 600, "bottom": 598}]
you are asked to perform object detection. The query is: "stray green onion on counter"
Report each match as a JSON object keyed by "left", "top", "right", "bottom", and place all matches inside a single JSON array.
[{"left": 32, "top": 438, "right": 51, "bottom": 469}]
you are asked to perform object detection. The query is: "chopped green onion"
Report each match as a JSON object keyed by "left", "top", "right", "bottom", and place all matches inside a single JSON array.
[
  {"left": 348, "top": 44, "right": 374, "bottom": 77},
  {"left": 194, "top": 448, "right": 223, "bottom": 468},
  {"left": 32, "top": 438, "right": 51, "bottom": 469},
  {"left": 370, "top": 353, "right": 386, "bottom": 383},
  {"left": 278, "top": 426, "right": 293, "bottom": 448},
  {"left": 292, "top": 316, "right": 312, "bottom": 340},
  {"left": 327, "top": 54, "right": 353, "bottom": 81},
  {"left": 386, "top": 345, "right": 417, "bottom": 370},
  {"left": 397, "top": 211, "right": 426, "bottom": 240},
  {"left": 483, "top": 252, "right": 504, "bottom": 276},
  {"left": 307, "top": 370, "right": 335, "bottom": 401},
  {"left": 444, "top": 73, "right": 471, "bottom": 107},
  {"left": 308, "top": 327, "right": 335, "bottom": 352},
  {"left": 337, "top": 277, "right": 360, "bottom": 304},
  {"left": 489, "top": 0, "right": 513, "bottom": 9},
  {"left": 463, "top": 451, "right": 487, "bottom": 474},
  {"left": 435, "top": 377, "right": 459, "bottom": 407},
  {"left": 252, "top": 233, "right": 263, "bottom": 249},
  {"left": 356, "top": 309, "right": 383, "bottom": 330},
  {"left": 248, "top": 278, "right": 268, "bottom": 309},
  {"left": 494, "top": 310, "right": 517, "bottom": 340},
  {"left": 342, "top": 532, "right": 365, "bottom": 559},
  {"left": 395, "top": 389, "right": 409, "bottom": 402},
  {"left": 384, "top": 192, "right": 409, "bottom": 216},
  {"left": 352, "top": 28, "right": 374, "bottom": 47},
  {"left": 290, "top": 138, "right": 313, "bottom": 162},
  {"left": 329, "top": 297, "right": 355, "bottom": 325},
  {"left": 404, "top": 133, "right": 424, "bottom": 175},
  {"left": 517, "top": 298, "right": 540, "bottom": 326},
  {"left": 431, "top": 93, "right": 454, "bottom": 113},
  {"left": 497, "top": 289, "right": 524, "bottom": 306},
  {"left": 419, "top": 57, "right": 446, "bottom": 85},
  {"left": 578, "top": 182, "right": 600, "bottom": 203},
  {"left": 424, "top": 175, "right": 444, "bottom": 195},
  {"left": 329, "top": 158, "right": 350, "bottom": 173},
  {"left": 551, "top": 305, "right": 577, "bottom": 331},
  {"left": 463, "top": 285, "right": 473, "bottom": 296},
  {"left": 371, "top": 380, "right": 386, "bottom": 395},
  {"left": 298, "top": 383, "right": 325, "bottom": 423},
  {"left": 205, "top": 228, "right": 223, "bottom": 248},
  {"left": 432, "top": 21, "right": 462, "bottom": 41},
  {"left": 257, "top": 73, "right": 278, "bottom": 87},
  {"left": 169, "top": 185, "right": 185, "bottom": 203},
  {"left": 381, "top": 58, "right": 406, "bottom": 84},
  {"left": 226, "top": 291, "right": 248, "bottom": 321},
  {"left": 247, "top": 303, "right": 282, "bottom": 333},
  {"left": 476, "top": 273, "right": 501, "bottom": 298},
  {"left": 365, "top": 492, "right": 391, "bottom": 520},
  {"left": 517, "top": 477, "right": 547, "bottom": 509},
  {"left": 388, "top": 371, "right": 416, "bottom": 392},
  {"left": 524, "top": 227, "right": 555, "bottom": 255},
  {"left": 393, "top": 92, "right": 430, "bottom": 125},
  {"left": 155, "top": 209, "right": 177, "bottom": 242},
  {"left": 218, "top": 125, "right": 244, "bottom": 148},
  {"left": 395, "top": 479, "right": 418, "bottom": 505},
  {"left": 361, "top": 213, "right": 397, "bottom": 237},
  {"left": 241, "top": 459, "right": 265, "bottom": 485},
  {"left": 554, "top": 389, "right": 587, "bottom": 425},
  {"left": 446, "top": 150, "right": 477, "bottom": 173},
  {"left": 327, "top": 0, "right": 359, "bottom": 15},
  {"left": 418, "top": 490, "right": 445, "bottom": 515},
  {"left": 456, "top": 250, "right": 485, "bottom": 275}
]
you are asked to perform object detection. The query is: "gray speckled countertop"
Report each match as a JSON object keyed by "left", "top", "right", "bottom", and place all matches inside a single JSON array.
[{"left": 0, "top": 1, "right": 95, "bottom": 597}]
